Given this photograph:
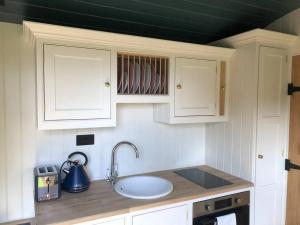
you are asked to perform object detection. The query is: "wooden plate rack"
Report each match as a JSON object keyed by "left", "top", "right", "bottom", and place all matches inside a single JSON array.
[{"left": 117, "top": 53, "right": 169, "bottom": 95}]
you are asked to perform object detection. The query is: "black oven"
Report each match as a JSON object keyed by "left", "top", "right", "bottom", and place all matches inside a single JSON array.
[{"left": 193, "top": 192, "right": 249, "bottom": 225}]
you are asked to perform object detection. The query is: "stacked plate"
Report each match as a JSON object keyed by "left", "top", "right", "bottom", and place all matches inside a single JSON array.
[{"left": 117, "top": 54, "right": 168, "bottom": 95}]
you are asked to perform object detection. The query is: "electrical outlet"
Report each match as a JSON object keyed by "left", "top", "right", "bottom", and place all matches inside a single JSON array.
[{"left": 76, "top": 134, "right": 94, "bottom": 146}]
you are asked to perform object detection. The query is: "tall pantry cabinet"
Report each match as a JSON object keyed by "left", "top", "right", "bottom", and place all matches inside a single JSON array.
[{"left": 206, "top": 29, "right": 297, "bottom": 225}]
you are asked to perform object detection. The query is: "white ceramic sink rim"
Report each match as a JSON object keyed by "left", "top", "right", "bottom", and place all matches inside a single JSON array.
[{"left": 114, "top": 175, "right": 173, "bottom": 200}]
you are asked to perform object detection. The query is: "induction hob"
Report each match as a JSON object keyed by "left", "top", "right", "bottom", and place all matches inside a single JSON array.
[{"left": 174, "top": 168, "right": 233, "bottom": 189}]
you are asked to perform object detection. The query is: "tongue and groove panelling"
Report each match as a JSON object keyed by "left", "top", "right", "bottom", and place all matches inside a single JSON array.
[{"left": 0, "top": 0, "right": 300, "bottom": 43}]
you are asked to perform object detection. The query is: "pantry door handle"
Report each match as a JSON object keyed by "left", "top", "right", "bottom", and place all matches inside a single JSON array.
[{"left": 177, "top": 84, "right": 182, "bottom": 89}]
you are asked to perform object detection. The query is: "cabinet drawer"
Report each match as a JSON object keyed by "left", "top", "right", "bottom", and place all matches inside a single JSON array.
[
  {"left": 132, "top": 205, "right": 188, "bottom": 225},
  {"left": 75, "top": 217, "right": 125, "bottom": 225}
]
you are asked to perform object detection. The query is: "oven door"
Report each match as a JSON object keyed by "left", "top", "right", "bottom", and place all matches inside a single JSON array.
[{"left": 193, "top": 205, "right": 249, "bottom": 225}]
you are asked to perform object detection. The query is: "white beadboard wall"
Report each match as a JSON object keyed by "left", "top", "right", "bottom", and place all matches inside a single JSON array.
[
  {"left": 266, "top": 8, "right": 300, "bottom": 55},
  {"left": 0, "top": 22, "right": 205, "bottom": 223},
  {"left": 205, "top": 43, "right": 258, "bottom": 181},
  {"left": 37, "top": 104, "right": 205, "bottom": 181},
  {"left": 0, "top": 23, "right": 36, "bottom": 222}
]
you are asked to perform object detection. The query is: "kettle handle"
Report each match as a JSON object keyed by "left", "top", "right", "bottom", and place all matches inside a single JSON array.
[{"left": 67, "top": 151, "right": 88, "bottom": 166}]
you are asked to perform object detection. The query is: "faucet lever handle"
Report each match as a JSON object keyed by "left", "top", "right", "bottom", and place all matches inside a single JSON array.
[
  {"left": 106, "top": 168, "right": 110, "bottom": 180},
  {"left": 113, "top": 164, "right": 118, "bottom": 177}
]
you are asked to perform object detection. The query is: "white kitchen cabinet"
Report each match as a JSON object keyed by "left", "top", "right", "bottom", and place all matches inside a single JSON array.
[
  {"left": 75, "top": 217, "right": 125, "bottom": 225},
  {"left": 175, "top": 58, "right": 217, "bottom": 116},
  {"left": 154, "top": 57, "right": 228, "bottom": 124},
  {"left": 44, "top": 44, "right": 111, "bottom": 120},
  {"left": 23, "top": 21, "right": 233, "bottom": 129},
  {"left": 206, "top": 29, "right": 297, "bottom": 225},
  {"left": 36, "top": 41, "right": 116, "bottom": 129},
  {"left": 254, "top": 46, "right": 288, "bottom": 225},
  {"left": 132, "top": 205, "right": 189, "bottom": 225}
]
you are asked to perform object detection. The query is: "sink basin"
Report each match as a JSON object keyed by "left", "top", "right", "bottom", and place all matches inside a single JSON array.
[{"left": 114, "top": 175, "right": 173, "bottom": 200}]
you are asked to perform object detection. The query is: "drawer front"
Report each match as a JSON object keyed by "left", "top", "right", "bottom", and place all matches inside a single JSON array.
[
  {"left": 132, "top": 205, "right": 188, "bottom": 225},
  {"left": 75, "top": 217, "right": 125, "bottom": 225}
]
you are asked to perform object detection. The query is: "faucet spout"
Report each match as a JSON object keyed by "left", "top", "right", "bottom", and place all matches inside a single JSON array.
[{"left": 108, "top": 141, "right": 140, "bottom": 183}]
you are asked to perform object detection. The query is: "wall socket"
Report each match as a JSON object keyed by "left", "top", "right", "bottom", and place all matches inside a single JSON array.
[{"left": 76, "top": 134, "right": 94, "bottom": 146}]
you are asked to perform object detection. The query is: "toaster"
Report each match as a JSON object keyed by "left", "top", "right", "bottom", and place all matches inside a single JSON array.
[{"left": 34, "top": 165, "right": 61, "bottom": 202}]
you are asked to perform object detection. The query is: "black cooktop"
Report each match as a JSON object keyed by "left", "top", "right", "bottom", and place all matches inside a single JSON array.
[{"left": 174, "top": 168, "right": 233, "bottom": 189}]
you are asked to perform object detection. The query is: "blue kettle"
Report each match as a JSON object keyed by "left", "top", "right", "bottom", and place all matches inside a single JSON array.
[{"left": 60, "top": 152, "right": 90, "bottom": 193}]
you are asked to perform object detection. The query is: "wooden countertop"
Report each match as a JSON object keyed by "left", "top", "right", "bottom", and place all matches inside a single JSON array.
[{"left": 35, "top": 165, "right": 253, "bottom": 225}]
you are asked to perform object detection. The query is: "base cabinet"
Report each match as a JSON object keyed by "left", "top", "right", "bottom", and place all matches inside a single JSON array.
[
  {"left": 92, "top": 219, "right": 124, "bottom": 225},
  {"left": 132, "top": 205, "right": 189, "bottom": 225},
  {"left": 75, "top": 217, "right": 125, "bottom": 225},
  {"left": 75, "top": 204, "right": 190, "bottom": 225}
]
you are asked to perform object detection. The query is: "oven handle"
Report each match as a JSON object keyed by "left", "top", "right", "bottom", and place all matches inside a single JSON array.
[{"left": 196, "top": 218, "right": 217, "bottom": 225}]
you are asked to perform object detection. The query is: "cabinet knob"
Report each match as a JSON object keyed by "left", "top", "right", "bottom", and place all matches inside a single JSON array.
[
  {"left": 235, "top": 198, "right": 242, "bottom": 204},
  {"left": 258, "top": 154, "right": 264, "bottom": 159},
  {"left": 105, "top": 82, "right": 110, "bottom": 87},
  {"left": 176, "top": 84, "right": 182, "bottom": 89},
  {"left": 205, "top": 204, "right": 213, "bottom": 211}
]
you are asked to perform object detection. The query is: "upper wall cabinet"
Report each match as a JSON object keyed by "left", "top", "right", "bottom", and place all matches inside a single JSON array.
[
  {"left": 174, "top": 58, "right": 218, "bottom": 116},
  {"left": 153, "top": 57, "right": 228, "bottom": 124},
  {"left": 23, "top": 21, "right": 234, "bottom": 129},
  {"left": 36, "top": 42, "right": 116, "bottom": 130},
  {"left": 43, "top": 44, "right": 111, "bottom": 120}
]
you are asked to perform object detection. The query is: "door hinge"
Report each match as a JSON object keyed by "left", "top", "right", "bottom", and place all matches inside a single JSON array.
[
  {"left": 288, "top": 83, "right": 300, "bottom": 95},
  {"left": 285, "top": 159, "right": 300, "bottom": 171}
]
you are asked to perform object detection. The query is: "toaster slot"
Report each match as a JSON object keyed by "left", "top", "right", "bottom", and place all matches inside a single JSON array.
[
  {"left": 38, "top": 167, "right": 46, "bottom": 174},
  {"left": 47, "top": 166, "right": 54, "bottom": 173}
]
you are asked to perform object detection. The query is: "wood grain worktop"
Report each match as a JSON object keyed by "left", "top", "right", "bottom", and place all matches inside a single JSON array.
[{"left": 35, "top": 166, "right": 253, "bottom": 225}]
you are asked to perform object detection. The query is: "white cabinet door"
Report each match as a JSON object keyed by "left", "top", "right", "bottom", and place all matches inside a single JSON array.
[
  {"left": 43, "top": 44, "right": 111, "bottom": 120},
  {"left": 255, "top": 185, "right": 279, "bottom": 225},
  {"left": 95, "top": 220, "right": 124, "bottom": 225},
  {"left": 255, "top": 47, "right": 288, "bottom": 225},
  {"left": 75, "top": 217, "right": 124, "bottom": 225},
  {"left": 132, "top": 205, "right": 188, "bottom": 225},
  {"left": 175, "top": 58, "right": 217, "bottom": 117}
]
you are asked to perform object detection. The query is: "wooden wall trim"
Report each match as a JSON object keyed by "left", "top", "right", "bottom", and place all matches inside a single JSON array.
[{"left": 219, "top": 61, "right": 226, "bottom": 116}]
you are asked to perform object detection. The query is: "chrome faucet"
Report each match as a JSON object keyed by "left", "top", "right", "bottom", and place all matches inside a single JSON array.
[{"left": 107, "top": 141, "right": 139, "bottom": 183}]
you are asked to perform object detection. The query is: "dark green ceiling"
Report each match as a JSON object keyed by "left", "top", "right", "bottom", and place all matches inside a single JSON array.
[{"left": 0, "top": 0, "right": 300, "bottom": 44}]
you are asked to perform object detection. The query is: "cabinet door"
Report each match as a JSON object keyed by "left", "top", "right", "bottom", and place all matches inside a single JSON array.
[
  {"left": 96, "top": 220, "right": 124, "bottom": 225},
  {"left": 255, "top": 47, "right": 288, "bottom": 225},
  {"left": 175, "top": 58, "right": 217, "bottom": 116},
  {"left": 75, "top": 218, "right": 124, "bottom": 225},
  {"left": 132, "top": 205, "right": 188, "bottom": 225},
  {"left": 43, "top": 44, "right": 111, "bottom": 120}
]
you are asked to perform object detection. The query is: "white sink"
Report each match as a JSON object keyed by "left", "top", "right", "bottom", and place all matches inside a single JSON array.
[{"left": 114, "top": 175, "right": 173, "bottom": 200}]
